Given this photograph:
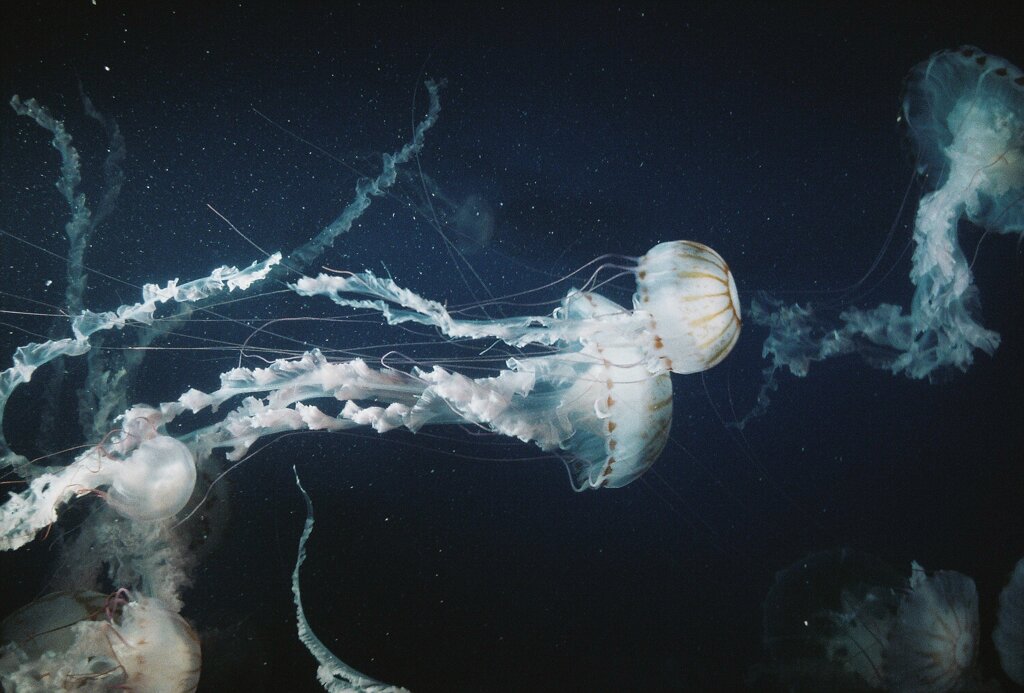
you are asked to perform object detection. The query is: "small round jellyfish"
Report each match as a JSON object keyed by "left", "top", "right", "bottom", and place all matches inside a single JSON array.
[
  {"left": 103, "top": 435, "right": 197, "bottom": 521},
  {"left": 993, "top": 557, "right": 1024, "bottom": 685},
  {"left": 88, "top": 413, "right": 197, "bottom": 522},
  {"left": 884, "top": 562, "right": 979, "bottom": 693}
]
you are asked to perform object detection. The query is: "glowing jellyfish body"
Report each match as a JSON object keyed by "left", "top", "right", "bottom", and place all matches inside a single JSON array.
[
  {"left": 994, "top": 557, "right": 1024, "bottom": 685},
  {"left": 884, "top": 562, "right": 979, "bottom": 693},
  {"left": 635, "top": 240, "right": 742, "bottom": 375},
  {"left": 103, "top": 422, "right": 197, "bottom": 522},
  {"left": 0, "top": 591, "right": 200, "bottom": 692}
]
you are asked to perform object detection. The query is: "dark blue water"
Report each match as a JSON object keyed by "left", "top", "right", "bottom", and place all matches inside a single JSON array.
[{"left": 1, "top": 3, "right": 1021, "bottom": 691}]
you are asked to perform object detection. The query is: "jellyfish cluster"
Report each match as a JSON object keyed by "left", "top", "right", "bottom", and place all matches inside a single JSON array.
[
  {"left": 1, "top": 46, "right": 1022, "bottom": 692},
  {"left": 0, "top": 79, "right": 744, "bottom": 690},
  {"left": 761, "top": 549, "right": 1024, "bottom": 693}
]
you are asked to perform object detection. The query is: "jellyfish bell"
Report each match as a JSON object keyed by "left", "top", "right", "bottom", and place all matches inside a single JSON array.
[
  {"left": 634, "top": 240, "right": 742, "bottom": 375},
  {"left": 884, "top": 562, "right": 979, "bottom": 693},
  {"left": 84, "top": 411, "right": 198, "bottom": 522},
  {"left": 903, "top": 46, "right": 1024, "bottom": 234},
  {"left": 109, "top": 595, "right": 202, "bottom": 693},
  {"left": 532, "top": 289, "right": 674, "bottom": 489},
  {"left": 993, "top": 557, "right": 1024, "bottom": 685},
  {"left": 102, "top": 433, "right": 197, "bottom": 522}
]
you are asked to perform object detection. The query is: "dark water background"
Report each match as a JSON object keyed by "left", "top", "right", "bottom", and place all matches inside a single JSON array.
[{"left": 1, "top": 2, "right": 1022, "bottom": 691}]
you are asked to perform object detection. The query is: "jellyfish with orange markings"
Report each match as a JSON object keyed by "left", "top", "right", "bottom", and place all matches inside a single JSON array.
[{"left": 0, "top": 238, "right": 740, "bottom": 543}]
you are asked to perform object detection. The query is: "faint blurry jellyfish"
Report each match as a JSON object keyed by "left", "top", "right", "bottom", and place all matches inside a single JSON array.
[
  {"left": 761, "top": 548, "right": 903, "bottom": 691},
  {"left": 760, "top": 551, "right": 994, "bottom": 692},
  {"left": 885, "top": 45, "right": 1024, "bottom": 376},
  {"left": 994, "top": 557, "right": 1024, "bottom": 685}
]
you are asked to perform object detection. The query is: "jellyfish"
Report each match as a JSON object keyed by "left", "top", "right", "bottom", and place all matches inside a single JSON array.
[
  {"left": 760, "top": 552, "right": 996, "bottom": 693},
  {"left": 884, "top": 562, "right": 979, "bottom": 693},
  {"left": 0, "top": 77, "right": 744, "bottom": 691},
  {"left": 761, "top": 548, "right": 904, "bottom": 691},
  {"left": 743, "top": 46, "right": 1024, "bottom": 425},
  {"left": 0, "top": 590, "right": 201, "bottom": 692},
  {"left": 994, "top": 557, "right": 1024, "bottom": 685},
  {"left": 0, "top": 237, "right": 740, "bottom": 551}
]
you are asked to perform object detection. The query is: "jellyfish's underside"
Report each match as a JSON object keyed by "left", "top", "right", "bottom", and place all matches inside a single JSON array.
[{"left": 884, "top": 563, "right": 979, "bottom": 693}]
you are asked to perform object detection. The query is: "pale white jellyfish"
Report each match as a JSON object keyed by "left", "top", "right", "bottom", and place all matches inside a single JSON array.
[
  {"left": 993, "top": 557, "right": 1024, "bottom": 685},
  {"left": 884, "top": 562, "right": 979, "bottom": 693},
  {"left": 97, "top": 415, "right": 197, "bottom": 522},
  {"left": 0, "top": 407, "right": 197, "bottom": 551},
  {"left": 0, "top": 590, "right": 200, "bottom": 692}
]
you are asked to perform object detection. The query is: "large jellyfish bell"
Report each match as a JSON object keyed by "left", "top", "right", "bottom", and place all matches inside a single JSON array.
[{"left": 635, "top": 240, "right": 742, "bottom": 375}]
